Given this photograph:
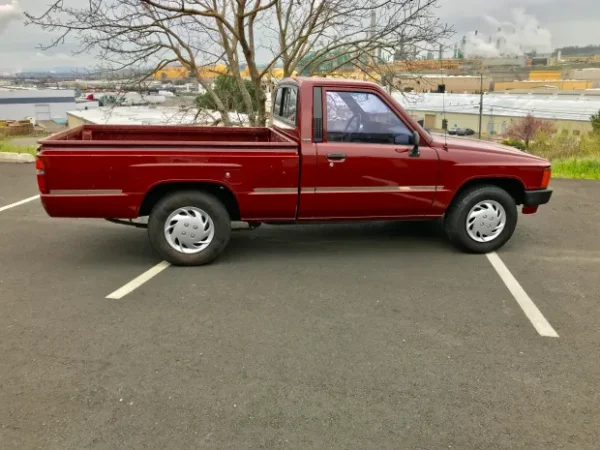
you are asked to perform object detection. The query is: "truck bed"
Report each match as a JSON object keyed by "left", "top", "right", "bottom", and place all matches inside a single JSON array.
[
  {"left": 37, "top": 124, "right": 300, "bottom": 220},
  {"left": 40, "top": 124, "right": 294, "bottom": 146}
]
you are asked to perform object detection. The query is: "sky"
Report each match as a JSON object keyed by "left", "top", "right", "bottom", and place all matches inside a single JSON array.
[{"left": 0, "top": 0, "right": 599, "bottom": 72}]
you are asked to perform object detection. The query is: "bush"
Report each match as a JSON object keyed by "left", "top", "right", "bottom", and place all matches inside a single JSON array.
[
  {"left": 196, "top": 74, "right": 258, "bottom": 115},
  {"left": 505, "top": 114, "right": 555, "bottom": 148},
  {"left": 501, "top": 138, "right": 526, "bottom": 150},
  {"left": 592, "top": 109, "right": 600, "bottom": 135},
  {"left": 529, "top": 131, "right": 600, "bottom": 161},
  {"left": 511, "top": 130, "right": 600, "bottom": 180}
]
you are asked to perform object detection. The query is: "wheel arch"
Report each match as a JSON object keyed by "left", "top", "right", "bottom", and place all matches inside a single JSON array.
[
  {"left": 450, "top": 177, "right": 525, "bottom": 209},
  {"left": 139, "top": 181, "right": 241, "bottom": 220}
]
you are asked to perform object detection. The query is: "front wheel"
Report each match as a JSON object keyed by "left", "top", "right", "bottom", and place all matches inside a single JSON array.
[
  {"left": 444, "top": 185, "right": 518, "bottom": 254},
  {"left": 148, "top": 191, "right": 231, "bottom": 266}
]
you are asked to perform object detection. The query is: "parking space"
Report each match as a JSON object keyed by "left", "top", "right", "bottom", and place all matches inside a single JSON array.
[
  {"left": 0, "top": 163, "right": 39, "bottom": 207},
  {"left": 1, "top": 166, "right": 600, "bottom": 449}
]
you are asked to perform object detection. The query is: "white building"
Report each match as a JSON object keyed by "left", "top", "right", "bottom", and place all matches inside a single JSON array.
[
  {"left": 0, "top": 89, "right": 79, "bottom": 121},
  {"left": 67, "top": 106, "right": 248, "bottom": 127},
  {"left": 395, "top": 91, "right": 600, "bottom": 135}
]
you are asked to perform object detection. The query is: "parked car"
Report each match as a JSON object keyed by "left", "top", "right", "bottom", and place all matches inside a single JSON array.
[
  {"left": 448, "top": 126, "right": 460, "bottom": 135},
  {"left": 457, "top": 128, "right": 476, "bottom": 136},
  {"left": 36, "top": 77, "right": 552, "bottom": 266}
]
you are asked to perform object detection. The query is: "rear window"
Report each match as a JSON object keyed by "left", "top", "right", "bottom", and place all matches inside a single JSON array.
[
  {"left": 273, "top": 88, "right": 283, "bottom": 117},
  {"left": 273, "top": 86, "right": 298, "bottom": 124}
]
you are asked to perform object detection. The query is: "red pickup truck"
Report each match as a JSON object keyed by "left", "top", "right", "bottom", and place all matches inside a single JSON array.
[{"left": 36, "top": 77, "right": 552, "bottom": 266}]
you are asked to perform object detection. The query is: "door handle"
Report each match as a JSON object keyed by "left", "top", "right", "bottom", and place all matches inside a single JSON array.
[
  {"left": 326, "top": 153, "right": 347, "bottom": 161},
  {"left": 395, "top": 148, "right": 410, "bottom": 154}
]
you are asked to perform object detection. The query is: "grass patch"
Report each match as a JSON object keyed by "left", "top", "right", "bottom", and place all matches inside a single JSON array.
[
  {"left": 551, "top": 158, "right": 600, "bottom": 180},
  {"left": 525, "top": 132, "right": 600, "bottom": 180},
  {"left": 0, "top": 141, "right": 38, "bottom": 156}
]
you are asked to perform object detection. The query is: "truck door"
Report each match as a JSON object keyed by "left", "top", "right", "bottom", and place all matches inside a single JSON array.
[{"left": 312, "top": 88, "right": 440, "bottom": 218}]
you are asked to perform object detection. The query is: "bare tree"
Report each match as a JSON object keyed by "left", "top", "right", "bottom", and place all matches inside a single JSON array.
[
  {"left": 26, "top": 0, "right": 452, "bottom": 126},
  {"left": 506, "top": 114, "right": 555, "bottom": 149}
]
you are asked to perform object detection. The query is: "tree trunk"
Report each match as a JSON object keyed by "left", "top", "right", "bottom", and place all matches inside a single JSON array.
[
  {"left": 240, "top": 49, "right": 265, "bottom": 126},
  {"left": 255, "top": 85, "right": 267, "bottom": 126},
  {"left": 234, "top": 75, "right": 256, "bottom": 126}
]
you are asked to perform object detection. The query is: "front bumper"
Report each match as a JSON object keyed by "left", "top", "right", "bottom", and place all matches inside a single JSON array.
[{"left": 523, "top": 188, "right": 552, "bottom": 206}]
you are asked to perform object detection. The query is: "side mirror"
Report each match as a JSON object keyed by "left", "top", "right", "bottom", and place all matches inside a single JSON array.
[
  {"left": 394, "top": 134, "right": 411, "bottom": 145},
  {"left": 409, "top": 131, "right": 420, "bottom": 158}
]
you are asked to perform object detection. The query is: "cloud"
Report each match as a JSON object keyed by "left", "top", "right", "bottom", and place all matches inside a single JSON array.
[
  {"left": 35, "top": 51, "right": 75, "bottom": 61},
  {"left": 0, "top": 0, "right": 21, "bottom": 33}
]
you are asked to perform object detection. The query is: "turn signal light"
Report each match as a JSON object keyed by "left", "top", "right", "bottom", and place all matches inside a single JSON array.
[{"left": 541, "top": 168, "right": 551, "bottom": 189}]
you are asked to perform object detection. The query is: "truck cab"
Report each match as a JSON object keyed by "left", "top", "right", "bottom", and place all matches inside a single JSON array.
[{"left": 270, "top": 78, "right": 440, "bottom": 219}]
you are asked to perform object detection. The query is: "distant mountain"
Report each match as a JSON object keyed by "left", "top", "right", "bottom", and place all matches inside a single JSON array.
[
  {"left": 18, "top": 66, "right": 88, "bottom": 75},
  {"left": 554, "top": 45, "right": 600, "bottom": 57}
]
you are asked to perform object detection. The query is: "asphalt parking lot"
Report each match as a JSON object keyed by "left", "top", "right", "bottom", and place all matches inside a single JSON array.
[{"left": 1, "top": 162, "right": 600, "bottom": 450}]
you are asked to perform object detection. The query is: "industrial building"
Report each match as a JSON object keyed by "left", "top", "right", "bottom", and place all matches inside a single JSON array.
[
  {"left": 67, "top": 106, "right": 199, "bottom": 126},
  {"left": 566, "top": 68, "right": 600, "bottom": 81},
  {"left": 395, "top": 92, "right": 600, "bottom": 136},
  {"left": 67, "top": 106, "right": 248, "bottom": 127},
  {"left": 394, "top": 75, "right": 493, "bottom": 93},
  {"left": 494, "top": 80, "right": 595, "bottom": 91},
  {"left": 0, "top": 89, "right": 93, "bottom": 122}
]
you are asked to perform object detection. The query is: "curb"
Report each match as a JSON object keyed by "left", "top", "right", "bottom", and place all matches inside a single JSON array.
[{"left": 0, "top": 152, "right": 36, "bottom": 164}]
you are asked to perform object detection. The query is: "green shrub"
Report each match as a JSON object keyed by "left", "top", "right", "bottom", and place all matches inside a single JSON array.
[
  {"left": 501, "top": 138, "right": 526, "bottom": 150},
  {"left": 196, "top": 74, "right": 258, "bottom": 115},
  {"left": 529, "top": 131, "right": 600, "bottom": 161},
  {"left": 592, "top": 109, "right": 600, "bottom": 134}
]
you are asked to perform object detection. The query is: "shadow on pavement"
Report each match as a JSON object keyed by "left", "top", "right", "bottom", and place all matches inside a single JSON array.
[
  {"left": 222, "top": 219, "right": 456, "bottom": 263},
  {"left": 56, "top": 219, "right": 455, "bottom": 267}
]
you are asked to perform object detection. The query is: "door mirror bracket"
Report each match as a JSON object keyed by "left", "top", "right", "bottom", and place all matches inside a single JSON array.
[{"left": 409, "top": 131, "right": 420, "bottom": 158}]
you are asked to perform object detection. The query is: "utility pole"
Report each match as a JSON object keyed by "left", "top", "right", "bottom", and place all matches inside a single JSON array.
[{"left": 478, "top": 71, "right": 484, "bottom": 139}]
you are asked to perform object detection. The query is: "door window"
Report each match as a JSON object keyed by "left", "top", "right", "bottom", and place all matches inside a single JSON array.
[{"left": 326, "top": 91, "right": 411, "bottom": 144}]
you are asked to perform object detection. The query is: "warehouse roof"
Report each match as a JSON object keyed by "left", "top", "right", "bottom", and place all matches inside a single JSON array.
[
  {"left": 0, "top": 89, "right": 75, "bottom": 98},
  {"left": 67, "top": 106, "right": 248, "bottom": 125},
  {"left": 393, "top": 92, "right": 600, "bottom": 122}
]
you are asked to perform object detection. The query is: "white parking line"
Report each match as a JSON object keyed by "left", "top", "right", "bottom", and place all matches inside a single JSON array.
[
  {"left": 486, "top": 252, "right": 559, "bottom": 338},
  {"left": 0, "top": 195, "right": 40, "bottom": 213},
  {"left": 106, "top": 261, "right": 171, "bottom": 299}
]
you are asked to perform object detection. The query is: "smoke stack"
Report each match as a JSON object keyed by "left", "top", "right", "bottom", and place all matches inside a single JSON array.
[{"left": 439, "top": 44, "right": 443, "bottom": 60}]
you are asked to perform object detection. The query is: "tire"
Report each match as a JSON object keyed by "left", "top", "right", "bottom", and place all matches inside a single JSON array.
[
  {"left": 148, "top": 190, "right": 231, "bottom": 266},
  {"left": 444, "top": 185, "right": 517, "bottom": 254}
]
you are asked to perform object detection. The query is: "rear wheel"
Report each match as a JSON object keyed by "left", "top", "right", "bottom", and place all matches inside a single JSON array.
[
  {"left": 148, "top": 191, "right": 231, "bottom": 266},
  {"left": 444, "top": 185, "right": 517, "bottom": 254}
]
